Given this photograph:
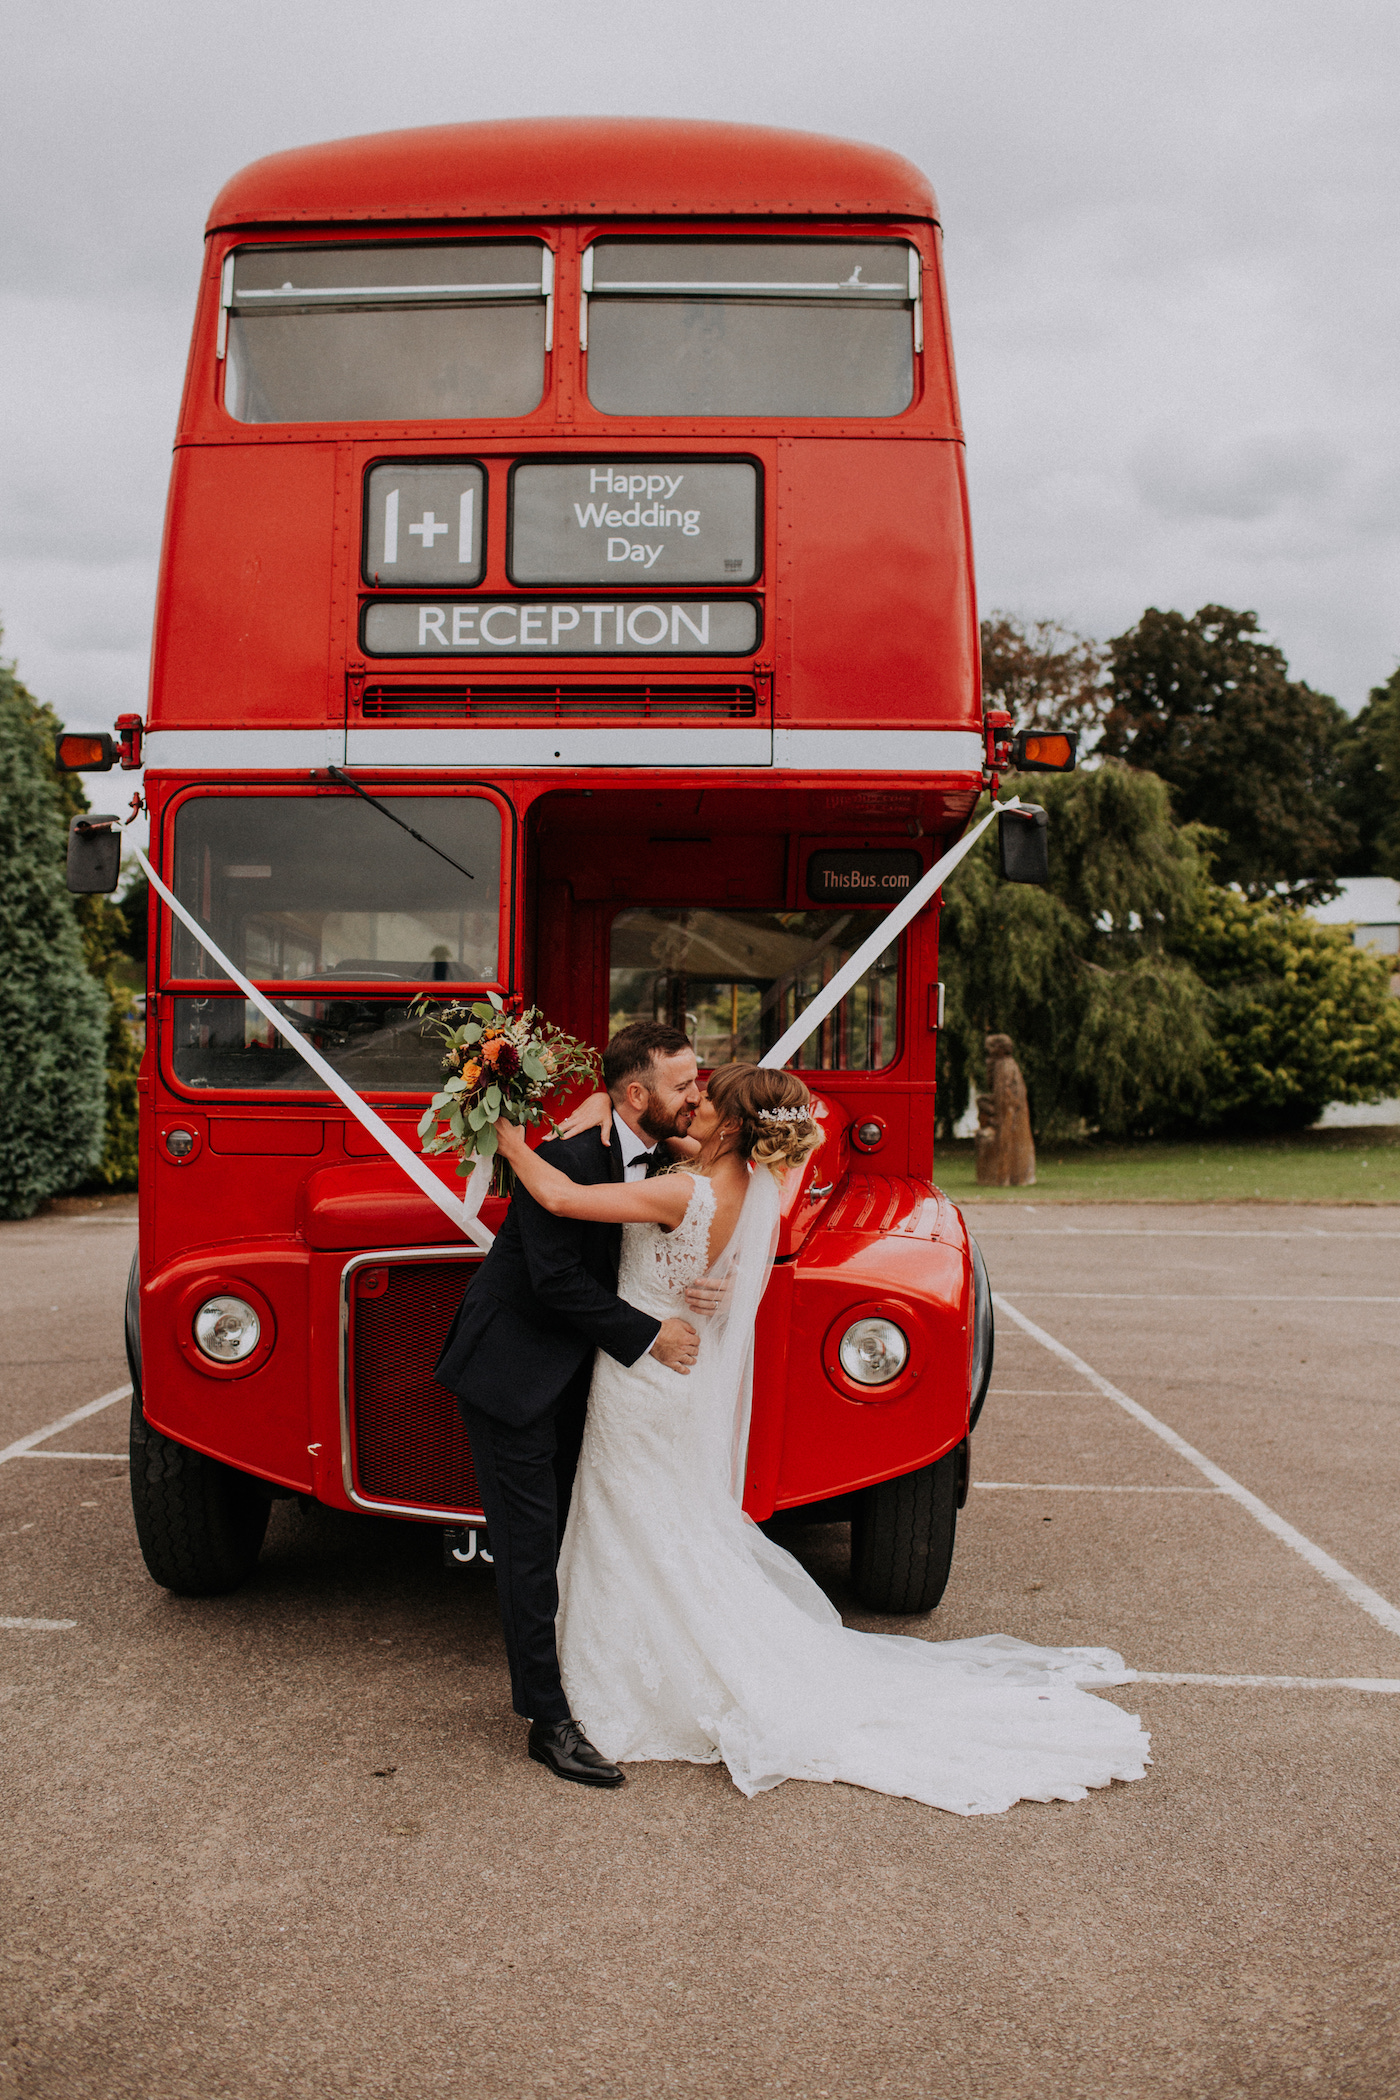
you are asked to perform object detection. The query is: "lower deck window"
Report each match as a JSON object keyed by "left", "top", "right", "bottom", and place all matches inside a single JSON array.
[
  {"left": 170, "top": 999, "right": 447, "bottom": 1092},
  {"left": 609, "top": 908, "right": 898, "bottom": 1070}
]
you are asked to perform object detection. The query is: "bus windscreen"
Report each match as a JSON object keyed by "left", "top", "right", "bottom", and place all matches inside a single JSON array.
[
  {"left": 585, "top": 241, "right": 917, "bottom": 419},
  {"left": 609, "top": 906, "right": 899, "bottom": 1070},
  {"left": 223, "top": 242, "right": 550, "bottom": 423},
  {"left": 169, "top": 793, "right": 502, "bottom": 985}
]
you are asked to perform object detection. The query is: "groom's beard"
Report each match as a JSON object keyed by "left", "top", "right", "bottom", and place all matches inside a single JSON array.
[{"left": 637, "top": 1093, "right": 696, "bottom": 1145}]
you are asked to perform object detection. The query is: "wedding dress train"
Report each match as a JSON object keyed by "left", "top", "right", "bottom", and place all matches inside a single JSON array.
[{"left": 557, "top": 1174, "right": 1150, "bottom": 1815}]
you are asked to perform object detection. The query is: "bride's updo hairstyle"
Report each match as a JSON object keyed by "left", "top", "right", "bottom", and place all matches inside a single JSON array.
[{"left": 704, "top": 1063, "right": 823, "bottom": 1182}]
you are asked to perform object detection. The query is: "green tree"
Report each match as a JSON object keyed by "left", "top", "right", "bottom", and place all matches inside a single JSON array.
[
  {"left": 1100, "top": 605, "right": 1353, "bottom": 901},
  {"left": 0, "top": 661, "right": 109, "bottom": 1216},
  {"left": 1, "top": 645, "right": 140, "bottom": 1192},
  {"left": 1335, "top": 665, "right": 1400, "bottom": 878},
  {"left": 1177, "top": 888, "right": 1400, "bottom": 1132},
  {"left": 937, "top": 764, "right": 1213, "bottom": 1140},
  {"left": 979, "top": 613, "right": 1110, "bottom": 739}
]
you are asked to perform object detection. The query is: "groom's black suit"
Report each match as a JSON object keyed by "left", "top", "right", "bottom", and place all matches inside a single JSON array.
[{"left": 433, "top": 1130, "right": 661, "bottom": 1724}]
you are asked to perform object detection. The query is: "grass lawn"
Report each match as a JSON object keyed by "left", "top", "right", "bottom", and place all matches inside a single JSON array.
[{"left": 932, "top": 1126, "right": 1400, "bottom": 1204}]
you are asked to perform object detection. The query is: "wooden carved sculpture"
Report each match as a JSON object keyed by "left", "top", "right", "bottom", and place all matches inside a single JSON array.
[{"left": 974, "top": 1033, "right": 1037, "bottom": 1187}]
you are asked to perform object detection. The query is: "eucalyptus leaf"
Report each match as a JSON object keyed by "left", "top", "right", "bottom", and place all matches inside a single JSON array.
[
  {"left": 468, "top": 1103, "right": 487, "bottom": 1131},
  {"left": 476, "top": 1124, "right": 499, "bottom": 1158},
  {"left": 485, "top": 1085, "right": 501, "bottom": 1113}
]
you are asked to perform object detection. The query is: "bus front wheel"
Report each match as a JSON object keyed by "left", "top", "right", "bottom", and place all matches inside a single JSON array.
[
  {"left": 850, "top": 1448, "right": 959, "bottom": 1614},
  {"left": 128, "top": 1393, "right": 269, "bottom": 1597}
]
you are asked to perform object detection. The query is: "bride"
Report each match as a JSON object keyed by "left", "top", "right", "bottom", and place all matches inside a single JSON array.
[{"left": 494, "top": 1064, "right": 1150, "bottom": 1816}]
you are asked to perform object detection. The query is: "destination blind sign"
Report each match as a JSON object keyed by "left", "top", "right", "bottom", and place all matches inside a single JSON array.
[
  {"left": 362, "top": 597, "right": 760, "bottom": 657},
  {"left": 510, "top": 460, "right": 758, "bottom": 585}
]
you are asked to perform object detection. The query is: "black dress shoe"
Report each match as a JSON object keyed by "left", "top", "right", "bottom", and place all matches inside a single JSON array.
[{"left": 528, "top": 1717, "right": 625, "bottom": 1788}]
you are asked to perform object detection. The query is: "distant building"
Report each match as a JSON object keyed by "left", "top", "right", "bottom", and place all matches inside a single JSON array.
[
  {"left": 1308, "top": 877, "right": 1400, "bottom": 1125},
  {"left": 1308, "top": 876, "right": 1400, "bottom": 960}
]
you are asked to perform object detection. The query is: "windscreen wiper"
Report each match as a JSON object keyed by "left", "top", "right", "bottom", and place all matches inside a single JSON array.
[{"left": 319, "top": 765, "right": 475, "bottom": 881}]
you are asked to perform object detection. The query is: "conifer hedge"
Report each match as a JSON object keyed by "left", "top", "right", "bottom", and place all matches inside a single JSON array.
[{"left": 0, "top": 661, "right": 110, "bottom": 1216}]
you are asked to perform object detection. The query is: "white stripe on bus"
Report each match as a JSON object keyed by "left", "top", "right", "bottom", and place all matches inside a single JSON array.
[{"left": 139, "top": 728, "right": 986, "bottom": 773}]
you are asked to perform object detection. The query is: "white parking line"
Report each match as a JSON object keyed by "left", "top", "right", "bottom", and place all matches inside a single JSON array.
[
  {"left": 995, "top": 1296, "right": 1400, "bottom": 1642},
  {"left": 19, "top": 1451, "right": 129, "bottom": 1462},
  {"left": 1, "top": 1617, "right": 78, "bottom": 1632},
  {"left": 0, "top": 1385, "right": 132, "bottom": 1467},
  {"left": 974, "top": 1481, "right": 1220, "bottom": 1494},
  {"left": 1002, "top": 1293, "right": 1399, "bottom": 1303},
  {"left": 969, "top": 1227, "right": 1400, "bottom": 1241},
  {"left": 1132, "top": 1674, "right": 1400, "bottom": 1692}
]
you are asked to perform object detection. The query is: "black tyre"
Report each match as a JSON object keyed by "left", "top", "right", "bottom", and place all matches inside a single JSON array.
[
  {"left": 968, "top": 1234, "right": 994, "bottom": 1431},
  {"left": 850, "top": 1447, "right": 959, "bottom": 1613}
]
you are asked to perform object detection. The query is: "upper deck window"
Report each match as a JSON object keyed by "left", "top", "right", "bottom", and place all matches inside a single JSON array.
[
  {"left": 583, "top": 241, "right": 920, "bottom": 419},
  {"left": 169, "top": 793, "right": 502, "bottom": 985},
  {"left": 220, "top": 242, "right": 551, "bottom": 424}
]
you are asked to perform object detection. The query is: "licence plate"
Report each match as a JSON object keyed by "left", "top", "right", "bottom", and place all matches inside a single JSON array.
[{"left": 442, "top": 1525, "right": 493, "bottom": 1569}]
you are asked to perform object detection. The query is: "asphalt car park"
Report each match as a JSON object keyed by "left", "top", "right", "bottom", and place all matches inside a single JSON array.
[{"left": 2, "top": 1194, "right": 1398, "bottom": 2100}]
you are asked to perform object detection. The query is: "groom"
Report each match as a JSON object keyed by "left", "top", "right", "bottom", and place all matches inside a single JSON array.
[{"left": 434, "top": 1021, "right": 702, "bottom": 1787}]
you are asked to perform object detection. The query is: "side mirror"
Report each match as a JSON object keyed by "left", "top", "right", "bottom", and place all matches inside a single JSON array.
[
  {"left": 998, "top": 804, "right": 1049, "bottom": 886},
  {"left": 57, "top": 732, "right": 117, "bottom": 772},
  {"left": 1010, "top": 729, "right": 1077, "bottom": 773},
  {"left": 67, "top": 815, "right": 122, "bottom": 894}
]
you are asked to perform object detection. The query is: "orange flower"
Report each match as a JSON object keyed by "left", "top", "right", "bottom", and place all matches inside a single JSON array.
[
  {"left": 462, "top": 1060, "right": 482, "bottom": 1088},
  {"left": 481, "top": 1036, "right": 504, "bottom": 1064}
]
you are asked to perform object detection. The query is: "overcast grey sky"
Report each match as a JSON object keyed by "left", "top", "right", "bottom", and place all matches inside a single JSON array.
[{"left": 2, "top": 0, "right": 1396, "bottom": 732}]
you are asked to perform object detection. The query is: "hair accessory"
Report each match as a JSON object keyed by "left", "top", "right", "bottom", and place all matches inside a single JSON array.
[{"left": 755, "top": 1105, "right": 806, "bottom": 1125}]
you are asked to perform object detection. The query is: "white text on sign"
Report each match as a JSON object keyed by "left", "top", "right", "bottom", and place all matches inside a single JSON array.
[{"left": 362, "top": 597, "right": 760, "bottom": 657}]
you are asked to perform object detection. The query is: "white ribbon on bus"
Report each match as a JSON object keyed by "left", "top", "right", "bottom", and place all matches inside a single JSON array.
[{"left": 137, "top": 794, "right": 1013, "bottom": 1252}]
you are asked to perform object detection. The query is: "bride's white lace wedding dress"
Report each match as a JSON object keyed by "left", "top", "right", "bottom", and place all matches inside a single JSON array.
[{"left": 557, "top": 1173, "right": 1150, "bottom": 1815}]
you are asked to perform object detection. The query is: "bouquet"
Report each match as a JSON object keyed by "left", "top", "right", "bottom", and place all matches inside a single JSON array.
[{"left": 413, "top": 992, "right": 600, "bottom": 1175}]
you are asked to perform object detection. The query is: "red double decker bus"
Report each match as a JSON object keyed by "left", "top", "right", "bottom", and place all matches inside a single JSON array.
[{"left": 66, "top": 118, "right": 1065, "bottom": 1612}]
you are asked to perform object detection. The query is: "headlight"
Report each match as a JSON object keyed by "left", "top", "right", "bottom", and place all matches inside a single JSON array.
[
  {"left": 193, "top": 1296, "right": 261, "bottom": 1363},
  {"left": 838, "top": 1316, "right": 908, "bottom": 1387}
]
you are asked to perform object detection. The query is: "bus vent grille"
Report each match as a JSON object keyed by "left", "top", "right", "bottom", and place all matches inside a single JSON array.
[
  {"left": 349, "top": 1258, "right": 484, "bottom": 1518},
  {"left": 357, "top": 683, "right": 758, "bottom": 723}
]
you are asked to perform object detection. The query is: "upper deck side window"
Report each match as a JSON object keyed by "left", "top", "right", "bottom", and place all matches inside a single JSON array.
[
  {"left": 583, "top": 240, "right": 921, "bottom": 419},
  {"left": 219, "top": 241, "right": 552, "bottom": 424}
]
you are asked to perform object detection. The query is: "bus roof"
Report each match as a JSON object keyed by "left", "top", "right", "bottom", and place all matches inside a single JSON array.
[{"left": 206, "top": 117, "right": 937, "bottom": 232}]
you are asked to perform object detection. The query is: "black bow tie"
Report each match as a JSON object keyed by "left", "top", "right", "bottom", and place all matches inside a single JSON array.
[{"left": 641, "top": 1148, "right": 664, "bottom": 1178}]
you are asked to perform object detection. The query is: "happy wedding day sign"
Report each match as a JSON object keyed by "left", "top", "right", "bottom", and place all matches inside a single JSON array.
[{"left": 361, "top": 458, "right": 759, "bottom": 590}]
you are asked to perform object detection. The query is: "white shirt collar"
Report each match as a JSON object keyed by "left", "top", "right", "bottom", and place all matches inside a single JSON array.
[{"left": 615, "top": 1117, "right": 656, "bottom": 1172}]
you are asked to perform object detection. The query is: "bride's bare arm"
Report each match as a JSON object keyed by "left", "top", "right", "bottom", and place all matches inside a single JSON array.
[{"left": 496, "top": 1117, "right": 692, "bottom": 1226}]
